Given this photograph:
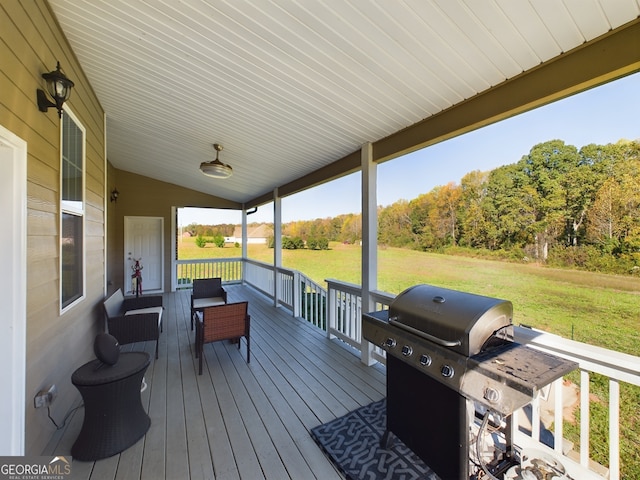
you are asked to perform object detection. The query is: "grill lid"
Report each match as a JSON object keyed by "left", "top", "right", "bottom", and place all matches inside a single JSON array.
[{"left": 389, "top": 284, "right": 513, "bottom": 356}]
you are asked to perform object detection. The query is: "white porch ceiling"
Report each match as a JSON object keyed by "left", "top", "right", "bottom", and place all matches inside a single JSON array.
[{"left": 47, "top": 0, "right": 640, "bottom": 205}]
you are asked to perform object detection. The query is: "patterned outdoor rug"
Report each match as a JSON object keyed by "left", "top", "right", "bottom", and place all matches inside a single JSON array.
[{"left": 311, "top": 399, "right": 439, "bottom": 480}]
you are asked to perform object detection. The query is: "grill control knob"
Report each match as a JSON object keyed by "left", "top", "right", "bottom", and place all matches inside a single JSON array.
[
  {"left": 401, "top": 345, "right": 412, "bottom": 357},
  {"left": 384, "top": 338, "right": 397, "bottom": 348},
  {"left": 419, "top": 354, "right": 432, "bottom": 366},
  {"left": 484, "top": 388, "right": 501, "bottom": 404},
  {"left": 441, "top": 365, "right": 454, "bottom": 378}
]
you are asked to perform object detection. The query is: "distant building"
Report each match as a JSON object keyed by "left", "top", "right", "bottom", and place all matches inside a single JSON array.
[{"left": 228, "top": 224, "right": 273, "bottom": 244}]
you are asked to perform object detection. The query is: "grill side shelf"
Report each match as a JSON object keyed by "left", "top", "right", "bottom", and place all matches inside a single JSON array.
[
  {"left": 470, "top": 343, "right": 578, "bottom": 388},
  {"left": 461, "top": 343, "right": 579, "bottom": 414}
]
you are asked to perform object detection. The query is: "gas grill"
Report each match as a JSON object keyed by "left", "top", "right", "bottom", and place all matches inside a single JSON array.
[{"left": 363, "top": 284, "right": 578, "bottom": 480}]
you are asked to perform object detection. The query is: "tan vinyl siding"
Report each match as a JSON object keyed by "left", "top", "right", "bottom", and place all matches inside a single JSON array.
[
  {"left": 3, "top": 0, "right": 246, "bottom": 455},
  {"left": 1, "top": 0, "right": 106, "bottom": 455}
]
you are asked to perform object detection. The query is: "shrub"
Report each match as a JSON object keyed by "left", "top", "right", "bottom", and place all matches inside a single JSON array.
[
  {"left": 439, "top": 246, "right": 525, "bottom": 263},
  {"left": 213, "top": 234, "right": 225, "bottom": 248},
  {"left": 282, "top": 236, "right": 305, "bottom": 249},
  {"left": 195, "top": 235, "right": 207, "bottom": 248},
  {"left": 547, "top": 245, "right": 637, "bottom": 274},
  {"left": 307, "top": 237, "right": 330, "bottom": 250}
]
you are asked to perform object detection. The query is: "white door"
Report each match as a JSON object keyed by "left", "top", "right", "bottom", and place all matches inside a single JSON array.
[
  {"left": 0, "top": 125, "right": 27, "bottom": 455},
  {"left": 124, "top": 216, "right": 164, "bottom": 293}
]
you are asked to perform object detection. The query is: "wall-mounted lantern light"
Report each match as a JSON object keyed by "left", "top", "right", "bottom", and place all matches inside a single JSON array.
[
  {"left": 37, "top": 61, "right": 75, "bottom": 118},
  {"left": 110, "top": 188, "right": 119, "bottom": 203}
]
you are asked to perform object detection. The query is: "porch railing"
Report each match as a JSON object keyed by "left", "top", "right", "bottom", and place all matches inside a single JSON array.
[
  {"left": 173, "top": 257, "right": 639, "bottom": 480},
  {"left": 324, "top": 279, "right": 392, "bottom": 362},
  {"left": 177, "top": 258, "right": 327, "bottom": 329},
  {"left": 324, "top": 279, "right": 639, "bottom": 480},
  {"left": 175, "top": 258, "right": 243, "bottom": 288}
]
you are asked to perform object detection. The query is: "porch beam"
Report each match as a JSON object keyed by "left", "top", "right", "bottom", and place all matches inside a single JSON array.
[
  {"left": 245, "top": 19, "right": 640, "bottom": 209},
  {"left": 374, "top": 18, "right": 640, "bottom": 162}
]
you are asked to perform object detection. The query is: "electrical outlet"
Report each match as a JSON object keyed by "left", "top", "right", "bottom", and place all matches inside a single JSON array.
[
  {"left": 34, "top": 391, "right": 48, "bottom": 408},
  {"left": 34, "top": 384, "right": 57, "bottom": 408}
]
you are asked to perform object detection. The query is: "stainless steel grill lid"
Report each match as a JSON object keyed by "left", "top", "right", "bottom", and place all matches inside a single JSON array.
[{"left": 388, "top": 284, "right": 513, "bottom": 356}]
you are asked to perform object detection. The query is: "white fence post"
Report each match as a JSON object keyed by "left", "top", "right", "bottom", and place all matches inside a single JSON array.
[{"left": 609, "top": 379, "right": 620, "bottom": 480}]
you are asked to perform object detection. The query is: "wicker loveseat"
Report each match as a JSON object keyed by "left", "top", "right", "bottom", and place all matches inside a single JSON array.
[{"left": 103, "top": 289, "right": 163, "bottom": 358}]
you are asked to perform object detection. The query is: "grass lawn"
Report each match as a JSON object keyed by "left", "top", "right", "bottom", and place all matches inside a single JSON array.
[
  {"left": 180, "top": 238, "right": 640, "bottom": 477},
  {"left": 180, "top": 239, "right": 639, "bottom": 355}
]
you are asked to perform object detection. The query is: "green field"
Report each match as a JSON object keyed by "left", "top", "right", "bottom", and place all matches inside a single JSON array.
[
  {"left": 180, "top": 239, "right": 640, "bottom": 355},
  {"left": 181, "top": 238, "right": 640, "bottom": 476}
]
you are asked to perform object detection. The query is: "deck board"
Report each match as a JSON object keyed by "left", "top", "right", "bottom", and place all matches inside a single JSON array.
[
  {"left": 44, "top": 284, "right": 386, "bottom": 479},
  {"left": 176, "top": 298, "right": 216, "bottom": 480},
  {"left": 164, "top": 292, "right": 190, "bottom": 480},
  {"left": 141, "top": 320, "right": 168, "bottom": 480},
  {"left": 225, "top": 349, "right": 317, "bottom": 480}
]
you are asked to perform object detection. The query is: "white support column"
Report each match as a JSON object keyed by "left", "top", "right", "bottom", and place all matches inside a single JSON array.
[
  {"left": 361, "top": 142, "right": 377, "bottom": 366},
  {"left": 273, "top": 189, "right": 282, "bottom": 308},
  {"left": 170, "top": 206, "right": 177, "bottom": 292},
  {"left": 241, "top": 208, "right": 248, "bottom": 284}
]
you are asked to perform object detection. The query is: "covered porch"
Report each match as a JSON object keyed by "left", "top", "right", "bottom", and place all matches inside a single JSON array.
[
  {"left": 43, "top": 284, "right": 385, "bottom": 479},
  {"left": 42, "top": 265, "right": 640, "bottom": 479},
  {"left": 3, "top": 2, "right": 639, "bottom": 477}
]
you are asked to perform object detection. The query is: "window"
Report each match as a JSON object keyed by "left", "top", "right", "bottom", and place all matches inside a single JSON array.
[{"left": 60, "top": 109, "right": 85, "bottom": 311}]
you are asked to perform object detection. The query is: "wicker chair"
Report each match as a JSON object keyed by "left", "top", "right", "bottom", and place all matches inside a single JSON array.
[
  {"left": 196, "top": 301, "right": 250, "bottom": 375},
  {"left": 191, "top": 278, "right": 227, "bottom": 330}
]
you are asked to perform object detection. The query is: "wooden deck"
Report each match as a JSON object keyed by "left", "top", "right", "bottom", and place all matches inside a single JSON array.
[{"left": 44, "top": 285, "right": 386, "bottom": 479}]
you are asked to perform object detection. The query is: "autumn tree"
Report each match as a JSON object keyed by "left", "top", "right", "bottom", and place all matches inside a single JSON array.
[
  {"left": 457, "top": 171, "right": 489, "bottom": 247},
  {"left": 482, "top": 164, "right": 536, "bottom": 250},
  {"left": 339, "top": 213, "right": 362, "bottom": 244},
  {"left": 432, "top": 183, "right": 462, "bottom": 246},
  {"left": 517, "top": 140, "right": 582, "bottom": 259},
  {"left": 408, "top": 192, "right": 437, "bottom": 249},
  {"left": 586, "top": 141, "right": 640, "bottom": 254},
  {"left": 378, "top": 200, "right": 413, "bottom": 247}
]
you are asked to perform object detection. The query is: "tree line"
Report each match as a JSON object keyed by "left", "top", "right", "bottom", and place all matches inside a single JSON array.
[
  {"left": 378, "top": 139, "right": 640, "bottom": 274},
  {"left": 184, "top": 139, "right": 640, "bottom": 274}
]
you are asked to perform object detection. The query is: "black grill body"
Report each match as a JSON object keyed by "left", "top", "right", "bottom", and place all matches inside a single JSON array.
[
  {"left": 363, "top": 284, "right": 578, "bottom": 480},
  {"left": 386, "top": 354, "right": 469, "bottom": 479}
]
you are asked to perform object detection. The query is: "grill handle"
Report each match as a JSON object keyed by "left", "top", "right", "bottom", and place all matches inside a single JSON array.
[{"left": 389, "top": 317, "right": 462, "bottom": 348}]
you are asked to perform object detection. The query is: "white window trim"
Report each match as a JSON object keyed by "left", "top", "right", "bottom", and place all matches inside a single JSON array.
[{"left": 60, "top": 107, "right": 86, "bottom": 315}]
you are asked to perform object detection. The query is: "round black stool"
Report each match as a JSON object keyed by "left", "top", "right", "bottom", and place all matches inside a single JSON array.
[{"left": 71, "top": 352, "right": 151, "bottom": 461}]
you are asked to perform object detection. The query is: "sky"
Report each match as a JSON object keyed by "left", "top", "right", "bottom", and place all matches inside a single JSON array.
[{"left": 179, "top": 71, "right": 640, "bottom": 226}]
